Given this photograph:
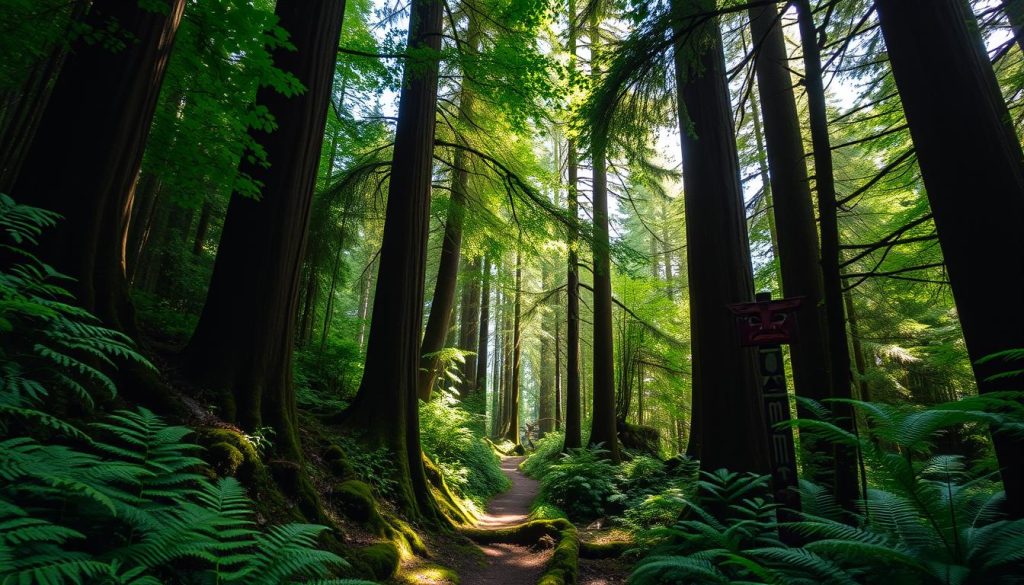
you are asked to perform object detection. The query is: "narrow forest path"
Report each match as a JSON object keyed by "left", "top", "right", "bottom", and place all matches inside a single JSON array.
[{"left": 457, "top": 456, "right": 551, "bottom": 585}]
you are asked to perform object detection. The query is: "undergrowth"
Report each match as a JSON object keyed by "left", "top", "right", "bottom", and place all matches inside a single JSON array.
[
  {"left": 0, "top": 195, "right": 372, "bottom": 585},
  {"left": 420, "top": 390, "right": 509, "bottom": 505}
]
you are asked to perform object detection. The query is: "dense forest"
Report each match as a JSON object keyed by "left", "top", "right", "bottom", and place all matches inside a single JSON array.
[{"left": 3, "top": 0, "right": 1024, "bottom": 583}]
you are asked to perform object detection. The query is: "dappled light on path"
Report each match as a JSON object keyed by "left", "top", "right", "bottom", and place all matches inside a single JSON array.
[{"left": 457, "top": 456, "right": 551, "bottom": 585}]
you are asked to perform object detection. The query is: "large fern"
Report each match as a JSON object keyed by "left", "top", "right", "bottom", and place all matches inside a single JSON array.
[{"left": 0, "top": 196, "right": 366, "bottom": 584}]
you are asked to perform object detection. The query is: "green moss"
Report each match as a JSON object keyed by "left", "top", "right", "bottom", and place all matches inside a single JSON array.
[
  {"left": 333, "top": 480, "right": 389, "bottom": 532},
  {"left": 196, "top": 427, "right": 261, "bottom": 479},
  {"left": 268, "top": 459, "right": 325, "bottom": 523},
  {"left": 423, "top": 453, "right": 473, "bottom": 526},
  {"left": 539, "top": 523, "right": 578, "bottom": 585},
  {"left": 323, "top": 443, "right": 355, "bottom": 478},
  {"left": 350, "top": 542, "right": 400, "bottom": 580},
  {"left": 207, "top": 441, "right": 244, "bottom": 476},
  {"left": 389, "top": 515, "right": 428, "bottom": 556},
  {"left": 396, "top": 562, "right": 459, "bottom": 584},
  {"left": 579, "top": 540, "right": 631, "bottom": 559}
]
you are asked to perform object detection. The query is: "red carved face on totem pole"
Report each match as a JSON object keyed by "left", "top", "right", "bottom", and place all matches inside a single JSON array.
[{"left": 727, "top": 296, "right": 804, "bottom": 346}]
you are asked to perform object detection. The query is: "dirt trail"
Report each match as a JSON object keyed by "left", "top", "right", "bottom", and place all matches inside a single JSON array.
[{"left": 457, "top": 456, "right": 551, "bottom": 585}]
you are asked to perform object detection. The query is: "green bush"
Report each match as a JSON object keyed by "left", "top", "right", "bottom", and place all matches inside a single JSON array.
[
  {"left": 539, "top": 445, "right": 619, "bottom": 521},
  {"left": 419, "top": 392, "right": 509, "bottom": 504},
  {"left": 521, "top": 431, "right": 566, "bottom": 477}
]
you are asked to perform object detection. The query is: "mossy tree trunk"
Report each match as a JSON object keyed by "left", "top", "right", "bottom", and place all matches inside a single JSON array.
[
  {"left": 795, "top": 0, "right": 860, "bottom": 512},
  {"left": 182, "top": 0, "right": 347, "bottom": 461},
  {"left": 748, "top": 3, "right": 837, "bottom": 485},
  {"left": 672, "top": 0, "right": 769, "bottom": 475},
  {"left": 563, "top": 0, "right": 583, "bottom": 452},
  {"left": 876, "top": 0, "right": 1024, "bottom": 518},
  {"left": 339, "top": 0, "right": 444, "bottom": 522},
  {"left": 11, "top": 0, "right": 186, "bottom": 336},
  {"left": 458, "top": 255, "right": 483, "bottom": 398},
  {"left": 587, "top": 11, "right": 621, "bottom": 462}
]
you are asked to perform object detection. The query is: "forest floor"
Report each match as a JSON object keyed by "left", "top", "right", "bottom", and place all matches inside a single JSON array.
[
  {"left": 448, "top": 456, "right": 630, "bottom": 585},
  {"left": 454, "top": 456, "right": 552, "bottom": 585}
]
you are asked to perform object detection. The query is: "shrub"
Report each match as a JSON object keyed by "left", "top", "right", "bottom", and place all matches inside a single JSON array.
[
  {"left": 419, "top": 391, "right": 509, "bottom": 504},
  {"left": 539, "top": 445, "right": 618, "bottom": 521},
  {"left": 521, "top": 431, "right": 565, "bottom": 477}
]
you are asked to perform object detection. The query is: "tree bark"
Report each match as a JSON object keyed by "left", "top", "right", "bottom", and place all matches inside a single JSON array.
[
  {"left": 672, "top": 0, "right": 769, "bottom": 475},
  {"left": 795, "top": 0, "right": 861, "bottom": 512},
  {"left": 748, "top": 3, "right": 836, "bottom": 484},
  {"left": 539, "top": 260, "right": 555, "bottom": 434},
  {"left": 458, "top": 255, "right": 483, "bottom": 398},
  {"left": 876, "top": 0, "right": 1024, "bottom": 517},
  {"left": 336, "top": 0, "right": 443, "bottom": 522},
  {"left": 503, "top": 251, "right": 523, "bottom": 445},
  {"left": 476, "top": 256, "right": 492, "bottom": 395},
  {"left": 1003, "top": 0, "right": 1024, "bottom": 54},
  {"left": 182, "top": 0, "right": 346, "bottom": 463},
  {"left": 417, "top": 12, "right": 480, "bottom": 401},
  {"left": 564, "top": 0, "right": 583, "bottom": 452},
  {"left": 10, "top": 0, "right": 186, "bottom": 336},
  {"left": 588, "top": 11, "right": 621, "bottom": 462}
]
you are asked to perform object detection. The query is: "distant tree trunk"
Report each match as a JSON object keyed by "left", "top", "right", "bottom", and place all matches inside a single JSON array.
[
  {"left": 125, "top": 172, "right": 163, "bottom": 284},
  {"left": 319, "top": 219, "right": 348, "bottom": 353},
  {"left": 297, "top": 263, "right": 319, "bottom": 347},
  {"left": 10, "top": 0, "right": 186, "bottom": 336},
  {"left": 795, "top": 0, "right": 860, "bottom": 511},
  {"left": 672, "top": 0, "right": 769, "bottom": 475},
  {"left": 182, "top": 0, "right": 346, "bottom": 463},
  {"left": 843, "top": 289, "right": 871, "bottom": 403},
  {"left": 459, "top": 255, "right": 483, "bottom": 397},
  {"left": 563, "top": 0, "right": 583, "bottom": 452},
  {"left": 660, "top": 200, "right": 675, "bottom": 300},
  {"left": 748, "top": 3, "right": 835, "bottom": 483},
  {"left": 0, "top": 0, "right": 89, "bottom": 191},
  {"left": 555, "top": 290, "right": 563, "bottom": 432},
  {"left": 356, "top": 255, "right": 375, "bottom": 351},
  {"left": 539, "top": 260, "right": 555, "bottom": 434},
  {"left": 504, "top": 251, "right": 523, "bottom": 445},
  {"left": 876, "top": 0, "right": 1024, "bottom": 518},
  {"left": 476, "top": 256, "right": 491, "bottom": 395},
  {"left": 588, "top": 12, "right": 621, "bottom": 461},
  {"left": 191, "top": 197, "right": 213, "bottom": 255},
  {"left": 417, "top": 13, "right": 479, "bottom": 401},
  {"left": 1003, "top": 0, "right": 1024, "bottom": 53}
]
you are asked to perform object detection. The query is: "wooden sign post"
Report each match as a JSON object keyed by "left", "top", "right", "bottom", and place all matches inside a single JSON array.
[{"left": 728, "top": 292, "right": 803, "bottom": 540}]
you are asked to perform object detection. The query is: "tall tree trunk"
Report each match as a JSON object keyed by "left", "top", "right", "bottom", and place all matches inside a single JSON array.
[
  {"left": 795, "top": 0, "right": 860, "bottom": 512},
  {"left": 191, "top": 197, "right": 213, "bottom": 255},
  {"left": 672, "top": 0, "right": 769, "bottom": 475},
  {"left": 459, "top": 255, "right": 483, "bottom": 397},
  {"left": 555, "top": 288, "right": 563, "bottom": 432},
  {"left": 876, "top": 0, "right": 1024, "bottom": 517},
  {"left": 335, "top": 0, "right": 442, "bottom": 522},
  {"left": 1003, "top": 0, "right": 1024, "bottom": 53},
  {"left": 182, "top": 0, "right": 346, "bottom": 463},
  {"left": 476, "top": 256, "right": 492, "bottom": 394},
  {"left": 539, "top": 260, "right": 555, "bottom": 434},
  {"left": 588, "top": 11, "right": 621, "bottom": 461},
  {"left": 10, "top": 0, "right": 186, "bottom": 336},
  {"left": 416, "top": 12, "right": 480, "bottom": 401},
  {"left": 0, "top": 0, "right": 90, "bottom": 192},
  {"left": 748, "top": 3, "right": 836, "bottom": 484},
  {"left": 563, "top": 0, "right": 583, "bottom": 452},
  {"left": 503, "top": 251, "right": 523, "bottom": 445}
]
